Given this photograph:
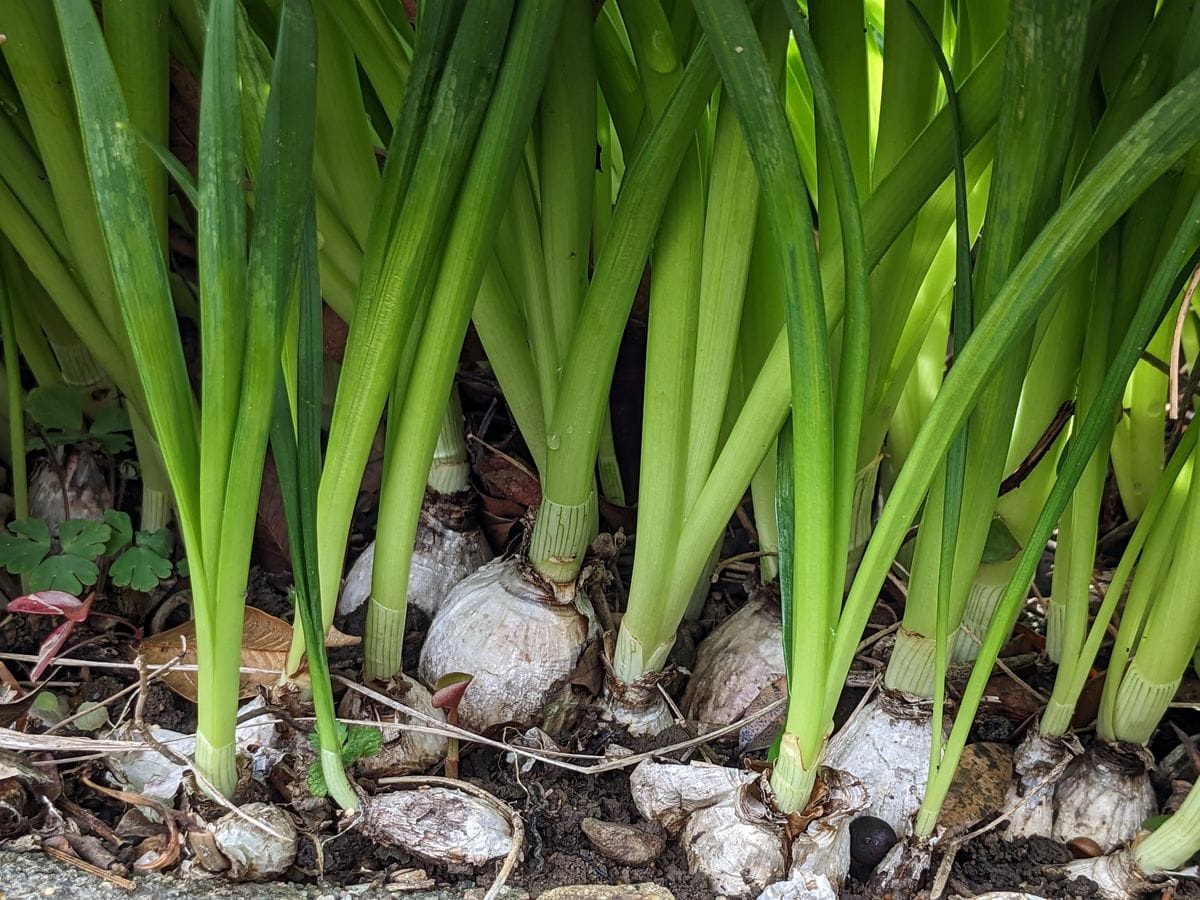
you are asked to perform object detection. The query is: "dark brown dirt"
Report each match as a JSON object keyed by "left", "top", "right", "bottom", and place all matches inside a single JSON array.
[
  {"left": 457, "top": 736, "right": 712, "bottom": 900},
  {"left": 949, "top": 833, "right": 1100, "bottom": 898}
]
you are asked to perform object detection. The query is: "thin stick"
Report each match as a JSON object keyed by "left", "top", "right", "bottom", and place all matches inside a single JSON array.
[
  {"left": 131, "top": 657, "right": 289, "bottom": 841},
  {"left": 42, "top": 844, "right": 135, "bottom": 891},
  {"left": 44, "top": 646, "right": 185, "bottom": 734},
  {"left": 338, "top": 674, "right": 783, "bottom": 775},
  {"left": 0, "top": 651, "right": 281, "bottom": 676}
]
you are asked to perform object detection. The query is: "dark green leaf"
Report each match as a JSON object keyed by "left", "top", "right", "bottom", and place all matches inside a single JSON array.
[
  {"left": 90, "top": 405, "right": 131, "bottom": 435},
  {"left": 134, "top": 125, "right": 199, "bottom": 206},
  {"left": 0, "top": 519, "right": 52, "bottom": 574},
  {"left": 102, "top": 510, "right": 133, "bottom": 556},
  {"left": 135, "top": 528, "right": 173, "bottom": 559},
  {"left": 775, "top": 416, "right": 794, "bottom": 684},
  {"left": 58, "top": 519, "right": 111, "bottom": 561},
  {"left": 26, "top": 385, "right": 83, "bottom": 433},
  {"left": 29, "top": 555, "right": 99, "bottom": 593},
  {"left": 981, "top": 516, "right": 1021, "bottom": 564},
  {"left": 89, "top": 407, "right": 133, "bottom": 451},
  {"left": 109, "top": 546, "right": 174, "bottom": 591},
  {"left": 175, "top": 556, "right": 189, "bottom": 577},
  {"left": 305, "top": 759, "right": 328, "bottom": 798}
]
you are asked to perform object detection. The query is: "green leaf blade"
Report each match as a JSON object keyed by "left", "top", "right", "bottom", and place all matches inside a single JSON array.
[{"left": 58, "top": 519, "right": 110, "bottom": 561}]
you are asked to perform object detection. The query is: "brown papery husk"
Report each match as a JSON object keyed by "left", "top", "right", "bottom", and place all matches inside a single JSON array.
[
  {"left": 680, "top": 586, "right": 784, "bottom": 728},
  {"left": 338, "top": 490, "right": 493, "bottom": 619},
  {"left": 600, "top": 633, "right": 674, "bottom": 737},
  {"left": 417, "top": 555, "right": 599, "bottom": 736},
  {"left": 28, "top": 446, "right": 111, "bottom": 532},
  {"left": 760, "top": 767, "right": 869, "bottom": 898}
]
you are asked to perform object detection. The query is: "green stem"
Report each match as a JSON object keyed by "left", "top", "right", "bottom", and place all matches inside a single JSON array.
[
  {"left": 362, "top": 0, "right": 563, "bottom": 681},
  {"left": 1107, "top": 438, "right": 1200, "bottom": 743},
  {"left": 0, "top": 255, "right": 28, "bottom": 522},
  {"left": 539, "top": 0, "right": 595, "bottom": 365},
  {"left": 1134, "top": 766, "right": 1200, "bottom": 871},
  {"left": 915, "top": 168, "right": 1200, "bottom": 842},
  {"left": 308, "top": 0, "right": 512, "bottom": 668},
  {"left": 1096, "top": 441, "right": 1193, "bottom": 740},
  {"left": 427, "top": 387, "right": 470, "bottom": 495},
  {"left": 531, "top": 16, "right": 730, "bottom": 583},
  {"left": 611, "top": 0, "right": 703, "bottom": 685},
  {"left": 471, "top": 260, "right": 548, "bottom": 470}
]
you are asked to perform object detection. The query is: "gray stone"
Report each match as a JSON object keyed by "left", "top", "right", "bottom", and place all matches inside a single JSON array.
[
  {"left": 0, "top": 851, "right": 532, "bottom": 900},
  {"left": 537, "top": 887, "right": 674, "bottom": 900}
]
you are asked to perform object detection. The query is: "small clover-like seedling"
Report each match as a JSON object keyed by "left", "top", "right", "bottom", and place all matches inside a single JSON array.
[
  {"left": 0, "top": 518, "right": 53, "bottom": 575},
  {"left": 25, "top": 385, "right": 132, "bottom": 453},
  {"left": 30, "top": 518, "right": 109, "bottom": 593},
  {"left": 306, "top": 724, "right": 382, "bottom": 798},
  {"left": 110, "top": 527, "right": 175, "bottom": 592},
  {"left": 0, "top": 511, "right": 178, "bottom": 595}
]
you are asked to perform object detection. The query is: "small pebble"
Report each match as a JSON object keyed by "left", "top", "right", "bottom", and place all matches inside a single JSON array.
[
  {"left": 849, "top": 815, "right": 898, "bottom": 868},
  {"left": 581, "top": 817, "right": 665, "bottom": 866},
  {"left": 1066, "top": 836, "right": 1103, "bottom": 858}
]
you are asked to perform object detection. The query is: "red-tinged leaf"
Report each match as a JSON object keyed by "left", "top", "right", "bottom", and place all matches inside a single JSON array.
[
  {"left": 431, "top": 673, "right": 473, "bottom": 711},
  {"left": 30, "top": 620, "right": 79, "bottom": 680},
  {"left": 8, "top": 590, "right": 92, "bottom": 622}
]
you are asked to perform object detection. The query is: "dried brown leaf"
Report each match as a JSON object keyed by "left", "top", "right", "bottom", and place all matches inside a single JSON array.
[{"left": 138, "top": 607, "right": 293, "bottom": 702}]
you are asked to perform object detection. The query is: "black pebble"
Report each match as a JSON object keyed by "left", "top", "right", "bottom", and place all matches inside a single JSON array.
[{"left": 849, "top": 815, "right": 898, "bottom": 869}]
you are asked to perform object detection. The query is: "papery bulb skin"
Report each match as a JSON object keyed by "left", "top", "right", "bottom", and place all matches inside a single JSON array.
[
  {"left": 682, "top": 799, "right": 787, "bottom": 897},
  {"left": 779, "top": 768, "right": 868, "bottom": 892},
  {"left": 1052, "top": 742, "right": 1157, "bottom": 853},
  {"left": 210, "top": 803, "right": 298, "bottom": 881},
  {"left": 1061, "top": 850, "right": 1157, "bottom": 900},
  {"left": 361, "top": 787, "right": 512, "bottom": 864},
  {"left": 630, "top": 759, "right": 757, "bottom": 834},
  {"left": 1003, "top": 731, "right": 1080, "bottom": 840},
  {"left": 418, "top": 556, "right": 597, "bottom": 735},
  {"left": 339, "top": 492, "right": 493, "bottom": 619},
  {"left": 681, "top": 589, "right": 784, "bottom": 727},
  {"left": 822, "top": 691, "right": 933, "bottom": 836}
]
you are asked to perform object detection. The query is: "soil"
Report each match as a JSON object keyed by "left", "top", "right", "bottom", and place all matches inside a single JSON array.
[{"left": 948, "top": 833, "right": 1100, "bottom": 899}]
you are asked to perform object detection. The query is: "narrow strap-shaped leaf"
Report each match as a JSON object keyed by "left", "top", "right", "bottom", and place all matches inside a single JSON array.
[
  {"left": 775, "top": 415, "right": 795, "bottom": 684},
  {"left": 918, "top": 191, "right": 1200, "bottom": 835},
  {"left": 197, "top": 0, "right": 248, "bottom": 574},
  {"left": 832, "top": 62, "right": 1200, "bottom": 724},
  {"left": 215, "top": 0, "right": 318, "bottom": 599},
  {"left": 269, "top": 208, "right": 357, "bottom": 810},
  {"left": 906, "top": 0, "right": 974, "bottom": 778},
  {"left": 785, "top": 5, "right": 871, "bottom": 620},
  {"left": 51, "top": 0, "right": 202, "bottom": 573}
]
